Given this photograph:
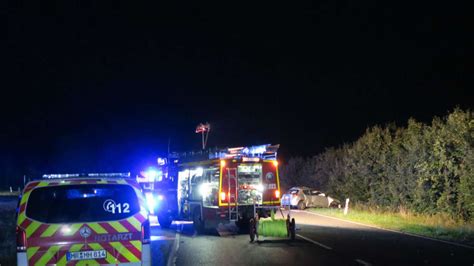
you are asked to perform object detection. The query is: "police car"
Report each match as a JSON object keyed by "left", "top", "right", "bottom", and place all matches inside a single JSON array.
[{"left": 16, "top": 173, "right": 151, "bottom": 266}]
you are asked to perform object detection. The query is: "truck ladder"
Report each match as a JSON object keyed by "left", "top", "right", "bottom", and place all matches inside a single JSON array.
[{"left": 227, "top": 168, "right": 238, "bottom": 221}]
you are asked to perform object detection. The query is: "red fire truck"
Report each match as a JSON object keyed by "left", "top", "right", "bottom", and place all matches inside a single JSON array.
[{"left": 144, "top": 144, "right": 281, "bottom": 232}]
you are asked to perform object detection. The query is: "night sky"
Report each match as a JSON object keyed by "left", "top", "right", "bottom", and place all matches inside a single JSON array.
[{"left": 1, "top": 2, "right": 473, "bottom": 185}]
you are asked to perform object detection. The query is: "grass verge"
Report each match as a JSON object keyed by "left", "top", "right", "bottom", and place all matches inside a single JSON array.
[{"left": 308, "top": 208, "right": 474, "bottom": 247}]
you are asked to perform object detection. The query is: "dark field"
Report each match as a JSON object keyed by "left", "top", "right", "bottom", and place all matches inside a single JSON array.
[{"left": 0, "top": 196, "right": 18, "bottom": 266}]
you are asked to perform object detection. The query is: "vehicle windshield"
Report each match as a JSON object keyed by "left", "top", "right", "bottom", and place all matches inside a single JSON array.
[{"left": 26, "top": 184, "right": 140, "bottom": 223}]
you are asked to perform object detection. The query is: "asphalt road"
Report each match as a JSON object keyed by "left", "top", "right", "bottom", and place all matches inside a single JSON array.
[{"left": 150, "top": 210, "right": 474, "bottom": 266}]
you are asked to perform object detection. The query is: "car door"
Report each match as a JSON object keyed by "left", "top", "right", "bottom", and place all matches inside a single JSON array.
[
  {"left": 310, "top": 190, "right": 328, "bottom": 207},
  {"left": 302, "top": 189, "right": 313, "bottom": 207}
]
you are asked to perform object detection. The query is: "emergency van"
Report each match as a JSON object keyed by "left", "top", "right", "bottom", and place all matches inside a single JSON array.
[{"left": 16, "top": 173, "right": 151, "bottom": 266}]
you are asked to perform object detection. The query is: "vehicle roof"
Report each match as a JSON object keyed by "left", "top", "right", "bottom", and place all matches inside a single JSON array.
[
  {"left": 23, "top": 177, "right": 141, "bottom": 192},
  {"left": 289, "top": 186, "right": 312, "bottom": 190}
]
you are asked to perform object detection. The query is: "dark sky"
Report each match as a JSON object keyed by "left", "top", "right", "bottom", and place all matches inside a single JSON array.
[{"left": 1, "top": 2, "right": 473, "bottom": 184}]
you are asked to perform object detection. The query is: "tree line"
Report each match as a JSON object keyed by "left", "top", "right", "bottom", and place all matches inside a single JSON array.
[{"left": 280, "top": 108, "right": 474, "bottom": 222}]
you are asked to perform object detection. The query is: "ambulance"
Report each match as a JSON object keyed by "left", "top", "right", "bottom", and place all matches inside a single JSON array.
[{"left": 16, "top": 173, "right": 151, "bottom": 265}]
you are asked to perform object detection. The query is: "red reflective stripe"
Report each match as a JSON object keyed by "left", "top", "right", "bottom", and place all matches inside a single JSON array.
[
  {"left": 46, "top": 244, "right": 71, "bottom": 265},
  {"left": 134, "top": 213, "right": 146, "bottom": 224},
  {"left": 119, "top": 219, "right": 137, "bottom": 232},
  {"left": 19, "top": 202, "right": 26, "bottom": 213},
  {"left": 98, "top": 222, "right": 118, "bottom": 234},
  {"left": 24, "top": 182, "right": 40, "bottom": 193},
  {"left": 99, "top": 242, "right": 117, "bottom": 262},
  {"left": 30, "top": 224, "right": 49, "bottom": 238},
  {"left": 28, "top": 247, "right": 45, "bottom": 266},
  {"left": 20, "top": 218, "right": 32, "bottom": 229},
  {"left": 124, "top": 241, "right": 142, "bottom": 261},
  {"left": 101, "top": 242, "right": 129, "bottom": 263}
]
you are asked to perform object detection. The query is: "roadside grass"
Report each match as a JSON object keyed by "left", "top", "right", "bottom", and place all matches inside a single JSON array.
[
  {"left": 308, "top": 207, "right": 474, "bottom": 247},
  {"left": 0, "top": 197, "right": 17, "bottom": 265},
  {"left": 0, "top": 191, "right": 20, "bottom": 196}
]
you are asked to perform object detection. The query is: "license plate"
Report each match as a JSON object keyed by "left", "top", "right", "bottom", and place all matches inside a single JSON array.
[{"left": 67, "top": 250, "right": 106, "bottom": 261}]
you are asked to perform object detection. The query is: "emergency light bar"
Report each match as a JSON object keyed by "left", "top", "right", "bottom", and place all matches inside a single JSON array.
[
  {"left": 169, "top": 144, "right": 279, "bottom": 163},
  {"left": 42, "top": 172, "right": 131, "bottom": 179}
]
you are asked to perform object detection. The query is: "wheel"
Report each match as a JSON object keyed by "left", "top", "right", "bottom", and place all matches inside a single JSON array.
[
  {"left": 297, "top": 201, "right": 306, "bottom": 210},
  {"left": 193, "top": 207, "right": 204, "bottom": 234},
  {"left": 249, "top": 218, "right": 256, "bottom": 242},
  {"left": 290, "top": 218, "right": 296, "bottom": 241},
  {"left": 157, "top": 212, "right": 172, "bottom": 228}
]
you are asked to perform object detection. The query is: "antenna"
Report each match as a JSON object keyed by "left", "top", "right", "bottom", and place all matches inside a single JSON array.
[{"left": 195, "top": 122, "right": 211, "bottom": 150}]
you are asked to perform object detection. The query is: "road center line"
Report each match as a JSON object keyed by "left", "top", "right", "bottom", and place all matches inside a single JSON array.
[
  {"left": 301, "top": 210, "right": 474, "bottom": 250},
  {"left": 167, "top": 232, "right": 180, "bottom": 266},
  {"left": 355, "top": 259, "right": 372, "bottom": 266},
  {"left": 296, "top": 233, "right": 332, "bottom": 250}
]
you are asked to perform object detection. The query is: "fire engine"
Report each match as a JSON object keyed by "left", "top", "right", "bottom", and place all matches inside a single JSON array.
[{"left": 139, "top": 144, "right": 281, "bottom": 232}]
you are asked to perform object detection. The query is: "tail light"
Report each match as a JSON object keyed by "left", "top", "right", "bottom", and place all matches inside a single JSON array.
[
  {"left": 275, "top": 190, "right": 280, "bottom": 198},
  {"left": 16, "top": 226, "right": 27, "bottom": 252},
  {"left": 142, "top": 220, "right": 150, "bottom": 244},
  {"left": 220, "top": 192, "right": 226, "bottom": 201}
]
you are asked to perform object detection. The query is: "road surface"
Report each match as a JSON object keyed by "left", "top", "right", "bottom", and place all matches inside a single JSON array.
[{"left": 150, "top": 210, "right": 474, "bottom": 266}]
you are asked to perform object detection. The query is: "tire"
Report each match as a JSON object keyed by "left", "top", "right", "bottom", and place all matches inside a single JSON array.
[
  {"left": 157, "top": 212, "right": 172, "bottom": 228},
  {"left": 193, "top": 207, "right": 204, "bottom": 234},
  {"left": 297, "top": 201, "right": 306, "bottom": 210}
]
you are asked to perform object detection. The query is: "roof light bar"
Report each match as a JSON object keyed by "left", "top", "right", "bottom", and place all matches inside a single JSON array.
[{"left": 42, "top": 172, "right": 131, "bottom": 179}]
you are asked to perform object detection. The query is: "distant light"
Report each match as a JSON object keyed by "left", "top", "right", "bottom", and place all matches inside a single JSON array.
[
  {"left": 195, "top": 167, "right": 203, "bottom": 176},
  {"left": 157, "top": 194, "right": 164, "bottom": 201},
  {"left": 275, "top": 190, "right": 280, "bottom": 198},
  {"left": 272, "top": 161, "right": 278, "bottom": 167},
  {"left": 83, "top": 194, "right": 87, "bottom": 198},
  {"left": 220, "top": 160, "right": 226, "bottom": 167},
  {"left": 157, "top": 158, "right": 167, "bottom": 166},
  {"left": 145, "top": 169, "right": 158, "bottom": 182},
  {"left": 145, "top": 192, "right": 155, "bottom": 214},
  {"left": 220, "top": 192, "right": 226, "bottom": 201},
  {"left": 256, "top": 184, "right": 264, "bottom": 192}
]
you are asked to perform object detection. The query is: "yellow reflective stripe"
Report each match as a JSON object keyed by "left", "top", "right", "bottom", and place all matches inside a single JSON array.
[
  {"left": 127, "top": 216, "right": 142, "bottom": 231},
  {"left": 25, "top": 221, "right": 41, "bottom": 237},
  {"left": 27, "top": 246, "right": 40, "bottom": 260},
  {"left": 56, "top": 244, "right": 83, "bottom": 265},
  {"left": 110, "top": 242, "right": 139, "bottom": 262},
  {"left": 109, "top": 221, "right": 128, "bottom": 233},
  {"left": 63, "top": 224, "right": 82, "bottom": 236},
  {"left": 20, "top": 191, "right": 31, "bottom": 204},
  {"left": 35, "top": 245, "right": 61, "bottom": 266},
  {"left": 88, "top": 223, "right": 108, "bottom": 234},
  {"left": 117, "top": 179, "right": 127, "bottom": 184},
  {"left": 89, "top": 243, "right": 116, "bottom": 264},
  {"left": 17, "top": 212, "right": 27, "bottom": 226},
  {"left": 130, "top": 240, "right": 142, "bottom": 251},
  {"left": 37, "top": 181, "right": 49, "bottom": 187},
  {"left": 80, "top": 181, "right": 87, "bottom": 184},
  {"left": 40, "top": 224, "right": 61, "bottom": 237},
  {"left": 97, "top": 179, "right": 108, "bottom": 184}
]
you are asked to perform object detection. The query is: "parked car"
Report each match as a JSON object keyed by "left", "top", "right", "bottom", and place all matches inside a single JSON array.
[{"left": 280, "top": 186, "right": 340, "bottom": 210}]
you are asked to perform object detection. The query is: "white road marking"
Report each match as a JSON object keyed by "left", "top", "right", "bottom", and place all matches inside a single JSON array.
[
  {"left": 167, "top": 232, "right": 180, "bottom": 266},
  {"left": 355, "top": 259, "right": 372, "bottom": 266},
  {"left": 296, "top": 233, "right": 332, "bottom": 250},
  {"left": 301, "top": 210, "right": 474, "bottom": 250}
]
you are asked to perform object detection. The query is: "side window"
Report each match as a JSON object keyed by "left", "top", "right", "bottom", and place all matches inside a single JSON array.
[
  {"left": 303, "top": 190, "right": 311, "bottom": 195},
  {"left": 203, "top": 165, "right": 220, "bottom": 207}
]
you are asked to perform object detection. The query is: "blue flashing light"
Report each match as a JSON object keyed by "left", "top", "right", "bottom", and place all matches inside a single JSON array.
[{"left": 145, "top": 192, "right": 156, "bottom": 214}]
